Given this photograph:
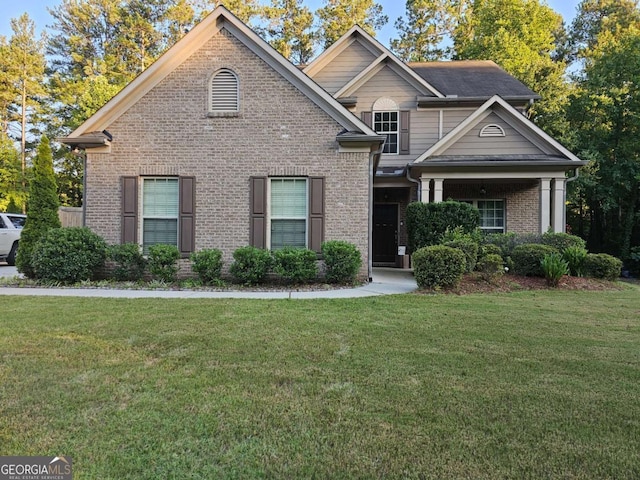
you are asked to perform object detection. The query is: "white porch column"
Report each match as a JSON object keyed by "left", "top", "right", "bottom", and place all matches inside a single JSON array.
[
  {"left": 552, "top": 177, "right": 566, "bottom": 233},
  {"left": 433, "top": 178, "right": 444, "bottom": 203},
  {"left": 540, "top": 178, "right": 552, "bottom": 233},
  {"left": 420, "top": 175, "right": 431, "bottom": 203}
]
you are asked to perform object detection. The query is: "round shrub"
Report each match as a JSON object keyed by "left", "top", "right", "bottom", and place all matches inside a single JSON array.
[
  {"left": 482, "top": 232, "right": 518, "bottom": 258},
  {"left": 406, "top": 200, "right": 480, "bottom": 250},
  {"left": 273, "top": 247, "right": 318, "bottom": 284},
  {"left": 190, "top": 248, "right": 223, "bottom": 285},
  {"left": 412, "top": 245, "right": 466, "bottom": 289},
  {"left": 230, "top": 246, "right": 273, "bottom": 285},
  {"left": 442, "top": 239, "right": 478, "bottom": 273},
  {"left": 584, "top": 253, "right": 622, "bottom": 281},
  {"left": 32, "top": 227, "right": 107, "bottom": 283},
  {"left": 511, "top": 243, "right": 558, "bottom": 277},
  {"left": 321, "top": 240, "right": 362, "bottom": 284},
  {"left": 476, "top": 253, "right": 504, "bottom": 281},
  {"left": 541, "top": 232, "right": 587, "bottom": 253},
  {"left": 108, "top": 243, "right": 146, "bottom": 281},
  {"left": 478, "top": 243, "right": 503, "bottom": 261},
  {"left": 148, "top": 244, "right": 180, "bottom": 283}
]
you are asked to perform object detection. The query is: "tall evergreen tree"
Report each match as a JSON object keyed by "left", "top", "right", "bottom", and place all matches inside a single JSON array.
[
  {"left": 16, "top": 135, "right": 61, "bottom": 278},
  {"left": 316, "top": 0, "right": 389, "bottom": 49},
  {"left": 0, "top": 131, "right": 24, "bottom": 212},
  {"left": 391, "top": 0, "right": 469, "bottom": 61},
  {"left": 262, "top": 0, "right": 315, "bottom": 64}
]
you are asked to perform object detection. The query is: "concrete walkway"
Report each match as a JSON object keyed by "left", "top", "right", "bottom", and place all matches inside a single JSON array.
[{"left": 0, "top": 267, "right": 417, "bottom": 299}]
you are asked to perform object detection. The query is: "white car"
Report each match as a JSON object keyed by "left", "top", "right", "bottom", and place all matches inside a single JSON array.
[{"left": 0, "top": 213, "right": 26, "bottom": 266}]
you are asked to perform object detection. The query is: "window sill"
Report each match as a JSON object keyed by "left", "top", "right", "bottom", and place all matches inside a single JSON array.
[{"left": 207, "top": 111, "right": 241, "bottom": 118}]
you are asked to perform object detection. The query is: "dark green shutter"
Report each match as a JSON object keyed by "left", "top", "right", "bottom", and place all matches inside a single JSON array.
[
  {"left": 179, "top": 176, "right": 196, "bottom": 257},
  {"left": 121, "top": 176, "right": 138, "bottom": 244},
  {"left": 308, "top": 177, "right": 325, "bottom": 253},
  {"left": 250, "top": 176, "right": 267, "bottom": 248}
]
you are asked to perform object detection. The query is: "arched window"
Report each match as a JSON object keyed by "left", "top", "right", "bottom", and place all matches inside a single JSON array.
[
  {"left": 209, "top": 69, "right": 239, "bottom": 113},
  {"left": 479, "top": 124, "right": 506, "bottom": 137},
  {"left": 372, "top": 97, "right": 399, "bottom": 154}
]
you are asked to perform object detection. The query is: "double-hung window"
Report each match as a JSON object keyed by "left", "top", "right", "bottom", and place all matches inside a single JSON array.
[
  {"left": 463, "top": 199, "right": 505, "bottom": 233},
  {"left": 142, "top": 178, "right": 179, "bottom": 253},
  {"left": 270, "top": 178, "right": 307, "bottom": 250},
  {"left": 374, "top": 111, "right": 399, "bottom": 154}
]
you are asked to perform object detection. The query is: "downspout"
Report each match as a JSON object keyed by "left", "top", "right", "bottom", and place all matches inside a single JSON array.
[
  {"left": 368, "top": 142, "right": 385, "bottom": 282},
  {"left": 406, "top": 164, "right": 421, "bottom": 202}
]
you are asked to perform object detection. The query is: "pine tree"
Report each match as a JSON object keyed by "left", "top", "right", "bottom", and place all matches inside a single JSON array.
[
  {"left": 262, "top": 0, "right": 315, "bottom": 64},
  {"left": 16, "top": 135, "right": 61, "bottom": 278},
  {"left": 316, "top": 0, "right": 389, "bottom": 49}
]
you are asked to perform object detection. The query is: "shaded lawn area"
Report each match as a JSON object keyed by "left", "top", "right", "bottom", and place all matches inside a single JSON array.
[{"left": 1, "top": 287, "right": 639, "bottom": 479}]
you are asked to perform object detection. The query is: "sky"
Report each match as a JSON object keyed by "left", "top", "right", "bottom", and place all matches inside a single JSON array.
[{"left": 0, "top": 0, "right": 581, "bottom": 48}]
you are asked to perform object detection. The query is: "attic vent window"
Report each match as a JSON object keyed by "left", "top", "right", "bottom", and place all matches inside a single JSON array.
[
  {"left": 479, "top": 124, "right": 506, "bottom": 137},
  {"left": 209, "top": 69, "right": 239, "bottom": 114}
]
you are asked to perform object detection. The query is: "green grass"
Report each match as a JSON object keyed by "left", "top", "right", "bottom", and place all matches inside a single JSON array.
[{"left": 2, "top": 287, "right": 640, "bottom": 479}]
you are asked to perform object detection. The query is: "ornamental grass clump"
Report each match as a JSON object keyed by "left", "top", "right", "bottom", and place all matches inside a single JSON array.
[
  {"left": 562, "top": 246, "right": 588, "bottom": 277},
  {"left": 541, "top": 253, "right": 569, "bottom": 287}
]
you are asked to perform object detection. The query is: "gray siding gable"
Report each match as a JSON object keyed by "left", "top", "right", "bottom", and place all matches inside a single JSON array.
[{"left": 313, "top": 39, "right": 378, "bottom": 94}]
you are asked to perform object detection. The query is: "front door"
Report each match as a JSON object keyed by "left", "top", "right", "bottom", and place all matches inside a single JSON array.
[{"left": 373, "top": 204, "right": 398, "bottom": 265}]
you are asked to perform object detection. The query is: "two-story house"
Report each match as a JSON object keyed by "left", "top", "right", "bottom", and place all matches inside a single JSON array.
[{"left": 61, "top": 6, "right": 585, "bottom": 277}]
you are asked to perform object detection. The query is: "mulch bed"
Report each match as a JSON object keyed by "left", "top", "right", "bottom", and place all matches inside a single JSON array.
[{"left": 426, "top": 273, "right": 626, "bottom": 295}]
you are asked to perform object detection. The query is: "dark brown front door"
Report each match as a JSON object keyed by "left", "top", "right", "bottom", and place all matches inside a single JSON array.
[{"left": 373, "top": 204, "right": 398, "bottom": 265}]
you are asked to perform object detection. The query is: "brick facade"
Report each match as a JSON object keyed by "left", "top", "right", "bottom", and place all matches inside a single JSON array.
[{"left": 84, "top": 29, "right": 371, "bottom": 278}]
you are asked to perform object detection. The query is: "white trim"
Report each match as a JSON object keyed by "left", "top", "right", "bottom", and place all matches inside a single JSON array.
[
  {"left": 268, "top": 177, "right": 309, "bottom": 250},
  {"left": 140, "top": 177, "right": 180, "bottom": 252},
  {"left": 414, "top": 95, "right": 583, "bottom": 163}
]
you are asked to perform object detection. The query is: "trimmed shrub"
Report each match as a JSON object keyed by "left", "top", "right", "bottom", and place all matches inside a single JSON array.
[
  {"left": 541, "top": 253, "right": 569, "bottom": 287},
  {"left": 191, "top": 248, "right": 224, "bottom": 285},
  {"left": 476, "top": 253, "right": 504, "bottom": 282},
  {"left": 562, "top": 246, "right": 588, "bottom": 277},
  {"left": 148, "top": 244, "right": 180, "bottom": 283},
  {"left": 511, "top": 243, "right": 558, "bottom": 277},
  {"left": 273, "top": 247, "right": 318, "bottom": 284},
  {"left": 478, "top": 243, "right": 502, "bottom": 261},
  {"left": 584, "top": 253, "right": 622, "bottom": 281},
  {"left": 541, "top": 232, "right": 587, "bottom": 253},
  {"left": 32, "top": 227, "right": 107, "bottom": 283},
  {"left": 413, "top": 245, "right": 466, "bottom": 289},
  {"left": 406, "top": 200, "right": 480, "bottom": 251},
  {"left": 322, "top": 240, "right": 362, "bottom": 284},
  {"left": 108, "top": 243, "right": 146, "bottom": 281},
  {"left": 482, "top": 232, "right": 518, "bottom": 258},
  {"left": 230, "top": 246, "right": 273, "bottom": 285},
  {"left": 442, "top": 238, "right": 479, "bottom": 273}
]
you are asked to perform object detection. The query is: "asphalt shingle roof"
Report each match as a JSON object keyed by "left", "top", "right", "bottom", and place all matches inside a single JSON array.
[{"left": 409, "top": 60, "right": 539, "bottom": 99}]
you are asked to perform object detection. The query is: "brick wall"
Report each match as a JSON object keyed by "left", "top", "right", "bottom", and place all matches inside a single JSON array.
[
  {"left": 85, "top": 28, "right": 371, "bottom": 278},
  {"left": 443, "top": 181, "right": 540, "bottom": 233}
]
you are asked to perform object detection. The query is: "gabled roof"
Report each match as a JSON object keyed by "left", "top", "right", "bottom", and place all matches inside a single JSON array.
[
  {"left": 304, "top": 25, "right": 444, "bottom": 98},
  {"left": 63, "top": 6, "right": 380, "bottom": 143},
  {"left": 414, "top": 95, "right": 583, "bottom": 164},
  {"left": 409, "top": 61, "right": 539, "bottom": 100}
]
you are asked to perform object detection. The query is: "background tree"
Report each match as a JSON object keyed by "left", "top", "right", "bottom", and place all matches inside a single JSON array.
[
  {"left": 566, "top": 25, "right": 640, "bottom": 257},
  {"left": 191, "top": 0, "right": 262, "bottom": 24},
  {"left": 262, "top": 0, "right": 315, "bottom": 64},
  {"left": 452, "top": 0, "right": 570, "bottom": 136},
  {"left": 316, "top": 0, "right": 388, "bottom": 49},
  {"left": 0, "top": 132, "right": 25, "bottom": 212},
  {"left": 391, "top": 0, "right": 469, "bottom": 61},
  {"left": 16, "top": 135, "right": 61, "bottom": 278}
]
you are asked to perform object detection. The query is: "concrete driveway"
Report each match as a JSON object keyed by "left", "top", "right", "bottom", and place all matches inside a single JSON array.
[{"left": 0, "top": 263, "right": 20, "bottom": 278}]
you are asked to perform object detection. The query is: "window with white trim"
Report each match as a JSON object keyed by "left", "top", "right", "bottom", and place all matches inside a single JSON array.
[
  {"left": 464, "top": 199, "right": 505, "bottom": 233},
  {"left": 209, "top": 69, "right": 239, "bottom": 113},
  {"left": 142, "top": 177, "right": 179, "bottom": 253},
  {"left": 374, "top": 111, "right": 399, "bottom": 154},
  {"left": 270, "top": 178, "right": 307, "bottom": 250}
]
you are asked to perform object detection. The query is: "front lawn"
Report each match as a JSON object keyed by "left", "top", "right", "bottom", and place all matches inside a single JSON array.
[{"left": 2, "top": 288, "right": 639, "bottom": 479}]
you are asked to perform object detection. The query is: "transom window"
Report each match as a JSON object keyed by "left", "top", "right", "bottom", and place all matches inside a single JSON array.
[
  {"left": 209, "top": 69, "right": 239, "bottom": 113},
  {"left": 142, "top": 178, "right": 179, "bottom": 253},
  {"left": 374, "top": 111, "right": 399, "bottom": 154},
  {"left": 270, "top": 178, "right": 307, "bottom": 250}
]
